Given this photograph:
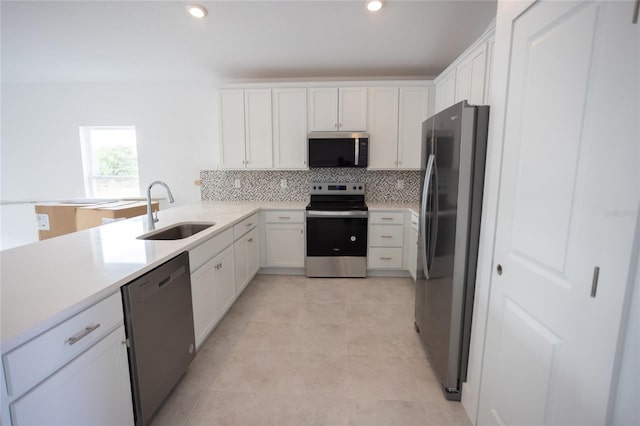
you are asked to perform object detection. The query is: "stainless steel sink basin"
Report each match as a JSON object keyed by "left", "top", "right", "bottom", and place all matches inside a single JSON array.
[{"left": 138, "top": 222, "right": 215, "bottom": 240}]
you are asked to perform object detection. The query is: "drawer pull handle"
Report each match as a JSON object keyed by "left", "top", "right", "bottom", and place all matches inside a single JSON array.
[
  {"left": 66, "top": 324, "right": 101, "bottom": 345},
  {"left": 248, "top": 238, "right": 253, "bottom": 243},
  {"left": 381, "top": 235, "right": 393, "bottom": 238},
  {"left": 278, "top": 216, "right": 290, "bottom": 220},
  {"left": 246, "top": 223, "right": 253, "bottom": 227},
  {"left": 381, "top": 217, "right": 394, "bottom": 221},
  {"left": 380, "top": 257, "right": 392, "bottom": 260}
]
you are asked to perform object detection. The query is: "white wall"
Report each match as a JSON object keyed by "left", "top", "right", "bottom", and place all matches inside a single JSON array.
[{"left": 0, "top": 81, "right": 218, "bottom": 249}]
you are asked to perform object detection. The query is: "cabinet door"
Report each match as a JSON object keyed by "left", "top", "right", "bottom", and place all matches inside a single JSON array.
[
  {"left": 367, "top": 87, "right": 399, "bottom": 169},
  {"left": 308, "top": 88, "right": 338, "bottom": 131},
  {"left": 338, "top": 87, "right": 368, "bottom": 131},
  {"left": 244, "top": 89, "right": 273, "bottom": 169},
  {"left": 246, "top": 228, "right": 259, "bottom": 279},
  {"left": 213, "top": 246, "right": 236, "bottom": 318},
  {"left": 397, "top": 87, "right": 428, "bottom": 169},
  {"left": 234, "top": 239, "right": 249, "bottom": 296},
  {"left": 10, "top": 326, "right": 134, "bottom": 426},
  {"left": 265, "top": 224, "right": 304, "bottom": 267},
  {"left": 435, "top": 71, "right": 457, "bottom": 113},
  {"left": 455, "top": 59, "right": 471, "bottom": 103},
  {"left": 484, "top": 37, "right": 496, "bottom": 105},
  {"left": 219, "top": 89, "right": 246, "bottom": 169},
  {"left": 468, "top": 44, "right": 488, "bottom": 105},
  {"left": 406, "top": 226, "right": 418, "bottom": 280},
  {"left": 273, "top": 88, "right": 307, "bottom": 169},
  {"left": 191, "top": 258, "right": 217, "bottom": 349}
]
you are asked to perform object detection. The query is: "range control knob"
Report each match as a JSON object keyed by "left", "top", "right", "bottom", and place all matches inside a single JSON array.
[
  {"left": 353, "top": 186, "right": 356, "bottom": 190},
  {"left": 359, "top": 186, "right": 363, "bottom": 190},
  {"left": 319, "top": 185, "right": 323, "bottom": 190},
  {"left": 312, "top": 186, "right": 316, "bottom": 190}
]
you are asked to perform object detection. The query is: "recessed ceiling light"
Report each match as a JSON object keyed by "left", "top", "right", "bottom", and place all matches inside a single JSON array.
[
  {"left": 187, "top": 4, "right": 208, "bottom": 19},
  {"left": 366, "top": 0, "right": 383, "bottom": 12}
]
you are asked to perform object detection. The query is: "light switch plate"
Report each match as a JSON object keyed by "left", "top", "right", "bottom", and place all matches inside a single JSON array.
[
  {"left": 397, "top": 179, "right": 405, "bottom": 190},
  {"left": 280, "top": 179, "right": 287, "bottom": 189},
  {"left": 234, "top": 178, "right": 241, "bottom": 188}
]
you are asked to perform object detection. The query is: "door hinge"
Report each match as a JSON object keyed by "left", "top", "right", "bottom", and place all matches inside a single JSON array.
[
  {"left": 122, "top": 338, "right": 131, "bottom": 348},
  {"left": 633, "top": 0, "right": 639, "bottom": 23}
]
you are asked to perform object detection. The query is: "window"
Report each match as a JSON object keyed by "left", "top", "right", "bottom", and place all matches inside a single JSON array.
[{"left": 79, "top": 126, "right": 140, "bottom": 198}]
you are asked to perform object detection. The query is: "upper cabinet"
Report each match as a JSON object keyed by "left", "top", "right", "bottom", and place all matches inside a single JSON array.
[
  {"left": 368, "top": 86, "right": 429, "bottom": 170},
  {"left": 219, "top": 89, "right": 273, "bottom": 169},
  {"left": 308, "top": 87, "right": 368, "bottom": 131},
  {"left": 434, "top": 26, "right": 496, "bottom": 113},
  {"left": 272, "top": 88, "right": 307, "bottom": 169}
]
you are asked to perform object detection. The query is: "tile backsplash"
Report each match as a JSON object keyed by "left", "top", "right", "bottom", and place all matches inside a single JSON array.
[{"left": 200, "top": 169, "right": 421, "bottom": 203}]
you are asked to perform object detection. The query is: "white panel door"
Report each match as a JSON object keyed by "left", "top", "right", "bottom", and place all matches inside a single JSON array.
[
  {"left": 308, "top": 88, "right": 338, "bottom": 131},
  {"left": 367, "top": 87, "right": 399, "bottom": 169},
  {"left": 234, "top": 239, "right": 249, "bottom": 295},
  {"left": 483, "top": 37, "right": 496, "bottom": 105},
  {"left": 478, "top": 2, "right": 639, "bottom": 425},
  {"left": 10, "top": 327, "right": 134, "bottom": 426},
  {"left": 339, "top": 87, "right": 368, "bottom": 131},
  {"left": 397, "top": 87, "right": 428, "bottom": 169},
  {"left": 218, "top": 89, "right": 246, "bottom": 169},
  {"left": 455, "top": 59, "right": 471, "bottom": 103},
  {"left": 246, "top": 228, "right": 259, "bottom": 278},
  {"left": 468, "top": 44, "right": 488, "bottom": 105},
  {"left": 213, "top": 246, "right": 236, "bottom": 318},
  {"left": 265, "top": 224, "right": 304, "bottom": 267},
  {"left": 273, "top": 88, "right": 307, "bottom": 169},
  {"left": 191, "top": 258, "right": 217, "bottom": 349},
  {"left": 244, "top": 89, "right": 272, "bottom": 169}
]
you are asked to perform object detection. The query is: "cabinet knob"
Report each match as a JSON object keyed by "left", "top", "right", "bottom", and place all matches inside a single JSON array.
[
  {"left": 496, "top": 264, "right": 503, "bottom": 275},
  {"left": 248, "top": 238, "right": 253, "bottom": 243}
]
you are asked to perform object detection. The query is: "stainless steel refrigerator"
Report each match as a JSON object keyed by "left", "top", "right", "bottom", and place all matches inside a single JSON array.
[{"left": 414, "top": 100, "right": 489, "bottom": 401}]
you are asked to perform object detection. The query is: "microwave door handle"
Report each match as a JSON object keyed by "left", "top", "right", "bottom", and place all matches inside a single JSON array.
[
  {"left": 420, "top": 154, "right": 435, "bottom": 279},
  {"left": 354, "top": 138, "right": 359, "bottom": 166}
]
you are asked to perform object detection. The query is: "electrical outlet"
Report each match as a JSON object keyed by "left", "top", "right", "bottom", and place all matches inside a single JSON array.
[
  {"left": 234, "top": 178, "right": 241, "bottom": 188},
  {"left": 397, "top": 179, "right": 405, "bottom": 190},
  {"left": 280, "top": 179, "right": 287, "bottom": 189},
  {"left": 193, "top": 179, "right": 202, "bottom": 186}
]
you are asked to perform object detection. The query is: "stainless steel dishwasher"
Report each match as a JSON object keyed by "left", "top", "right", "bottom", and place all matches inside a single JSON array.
[{"left": 121, "top": 251, "right": 196, "bottom": 426}]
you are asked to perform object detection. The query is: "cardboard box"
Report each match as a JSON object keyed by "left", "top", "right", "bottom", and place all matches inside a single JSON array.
[
  {"left": 35, "top": 200, "right": 160, "bottom": 240},
  {"left": 35, "top": 202, "right": 96, "bottom": 240},
  {"left": 75, "top": 201, "right": 159, "bottom": 231}
]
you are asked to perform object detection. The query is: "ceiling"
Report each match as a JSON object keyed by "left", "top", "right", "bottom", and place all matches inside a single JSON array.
[{"left": 1, "top": 0, "right": 497, "bottom": 84}]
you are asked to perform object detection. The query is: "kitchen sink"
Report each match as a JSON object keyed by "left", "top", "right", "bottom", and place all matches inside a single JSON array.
[{"left": 137, "top": 222, "right": 215, "bottom": 240}]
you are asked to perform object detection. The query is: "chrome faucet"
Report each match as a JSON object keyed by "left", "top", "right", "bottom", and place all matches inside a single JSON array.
[{"left": 147, "top": 181, "right": 175, "bottom": 230}]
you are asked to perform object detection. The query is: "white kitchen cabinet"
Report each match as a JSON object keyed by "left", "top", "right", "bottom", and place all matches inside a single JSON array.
[
  {"left": 368, "top": 86, "right": 428, "bottom": 170},
  {"left": 308, "top": 87, "right": 367, "bottom": 131},
  {"left": 189, "top": 228, "right": 235, "bottom": 349},
  {"left": 212, "top": 246, "right": 236, "bottom": 319},
  {"left": 219, "top": 89, "right": 273, "bottom": 169},
  {"left": 405, "top": 211, "right": 419, "bottom": 280},
  {"left": 435, "top": 71, "right": 457, "bottom": 113},
  {"left": 397, "top": 87, "right": 429, "bottom": 169},
  {"left": 272, "top": 88, "right": 307, "bottom": 169},
  {"left": 368, "top": 211, "right": 405, "bottom": 270},
  {"left": 455, "top": 43, "right": 488, "bottom": 105},
  {"left": 1, "top": 292, "right": 133, "bottom": 426},
  {"left": 263, "top": 211, "right": 305, "bottom": 268},
  {"left": 483, "top": 36, "right": 495, "bottom": 105},
  {"left": 8, "top": 326, "right": 133, "bottom": 426},
  {"left": 234, "top": 227, "right": 259, "bottom": 295},
  {"left": 367, "top": 87, "right": 399, "bottom": 169}
]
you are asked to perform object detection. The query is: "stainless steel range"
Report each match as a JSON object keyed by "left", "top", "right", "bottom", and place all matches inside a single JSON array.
[{"left": 306, "top": 182, "right": 368, "bottom": 277}]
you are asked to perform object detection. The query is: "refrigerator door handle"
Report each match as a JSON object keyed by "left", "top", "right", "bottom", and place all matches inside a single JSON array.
[
  {"left": 430, "top": 158, "right": 440, "bottom": 271},
  {"left": 420, "top": 154, "right": 435, "bottom": 279}
]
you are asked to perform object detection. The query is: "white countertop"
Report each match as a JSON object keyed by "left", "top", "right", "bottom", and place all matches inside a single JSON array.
[{"left": 0, "top": 200, "right": 415, "bottom": 352}]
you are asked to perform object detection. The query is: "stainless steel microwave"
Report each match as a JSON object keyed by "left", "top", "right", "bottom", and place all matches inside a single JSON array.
[{"left": 308, "top": 132, "right": 369, "bottom": 168}]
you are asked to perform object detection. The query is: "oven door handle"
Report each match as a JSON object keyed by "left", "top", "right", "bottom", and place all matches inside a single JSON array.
[{"left": 306, "top": 210, "right": 369, "bottom": 218}]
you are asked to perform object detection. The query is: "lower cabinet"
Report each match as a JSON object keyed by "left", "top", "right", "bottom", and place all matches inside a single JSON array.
[
  {"left": 265, "top": 223, "right": 305, "bottom": 267},
  {"left": 7, "top": 326, "right": 134, "bottom": 426},
  {"left": 191, "top": 245, "right": 236, "bottom": 350},
  {"left": 405, "top": 212, "right": 419, "bottom": 280},
  {"left": 368, "top": 211, "right": 405, "bottom": 270},
  {"left": 263, "top": 210, "right": 305, "bottom": 268},
  {"left": 234, "top": 227, "right": 259, "bottom": 295}
]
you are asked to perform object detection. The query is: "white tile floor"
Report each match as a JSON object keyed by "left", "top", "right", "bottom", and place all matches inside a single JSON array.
[{"left": 150, "top": 275, "right": 471, "bottom": 426}]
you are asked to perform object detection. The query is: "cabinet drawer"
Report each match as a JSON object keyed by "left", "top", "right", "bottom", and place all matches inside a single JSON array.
[
  {"left": 368, "top": 247, "right": 403, "bottom": 269},
  {"left": 189, "top": 228, "right": 233, "bottom": 273},
  {"left": 369, "top": 211, "right": 405, "bottom": 225},
  {"left": 233, "top": 213, "right": 258, "bottom": 240},
  {"left": 263, "top": 210, "right": 304, "bottom": 224},
  {"left": 3, "top": 292, "right": 123, "bottom": 397},
  {"left": 369, "top": 225, "right": 404, "bottom": 247}
]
